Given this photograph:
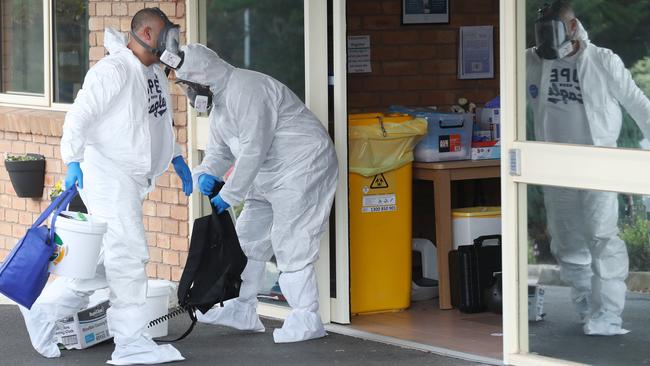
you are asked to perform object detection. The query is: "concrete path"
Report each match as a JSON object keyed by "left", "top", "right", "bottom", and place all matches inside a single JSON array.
[
  {"left": 0, "top": 304, "right": 486, "bottom": 366},
  {"left": 530, "top": 285, "right": 650, "bottom": 366}
]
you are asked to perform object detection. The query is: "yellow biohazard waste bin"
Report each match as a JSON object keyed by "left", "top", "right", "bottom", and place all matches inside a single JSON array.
[{"left": 349, "top": 113, "right": 427, "bottom": 314}]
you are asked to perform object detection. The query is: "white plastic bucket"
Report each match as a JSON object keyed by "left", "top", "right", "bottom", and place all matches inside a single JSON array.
[
  {"left": 452, "top": 207, "right": 501, "bottom": 249},
  {"left": 49, "top": 211, "right": 107, "bottom": 279},
  {"left": 145, "top": 280, "right": 172, "bottom": 338}
]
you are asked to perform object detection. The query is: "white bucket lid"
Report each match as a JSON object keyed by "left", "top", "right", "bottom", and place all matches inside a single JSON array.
[
  {"left": 55, "top": 211, "right": 108, "bottom": 235},
  {"left": 147, "top": 279, "right": 172, "bottom": 297}
]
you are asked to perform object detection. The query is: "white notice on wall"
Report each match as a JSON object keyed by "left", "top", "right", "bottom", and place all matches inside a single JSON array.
[
  {"left": 347, "top": 35, "right": 372, "bottom": 74},
  {"left": 458, "top": 26, "right": 494, "bottom": 80},
  {"left": 347, "top": 35, "right": 371, "bottom": 49}
]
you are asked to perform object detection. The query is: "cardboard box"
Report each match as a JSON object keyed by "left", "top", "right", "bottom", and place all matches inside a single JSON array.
[
  {"left": 476, "top": 107, "right": 500, "bottom": 125},
  {"left": 475, "top": 107, "right": 500, "bottom": 141},
  {"left": 471, "top": 140, "right": 500, "bottom": 160},
  {"left": 473, "top": 130, "right": 492, "bottom": 142},
  {"left": 54, "top": 300, "right": 112, "bottom": 349},
  {"left": 489, "top": 108, "right": 500, "bottom": 126}
]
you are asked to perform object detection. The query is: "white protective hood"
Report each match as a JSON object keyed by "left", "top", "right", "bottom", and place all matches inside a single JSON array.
[
  {"left": 104, "top": 27, "right": 129, "bottom": 55},
  {"left": 574, "top": 19, "right": 589, "bottom": 43},
  {"left": 175, "top": 44, "right": 234, "bottom": 103}
]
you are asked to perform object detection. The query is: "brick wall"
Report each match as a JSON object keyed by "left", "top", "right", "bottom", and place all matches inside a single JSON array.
[
  {"left": 347, "top": 0, "right": 500, "bottom": 112},
  {"left": 0, "top": 109, "right": 66, "bottom": 263},
  {"left": 0, "top": 1, "right": 190, "bottom": 282}
]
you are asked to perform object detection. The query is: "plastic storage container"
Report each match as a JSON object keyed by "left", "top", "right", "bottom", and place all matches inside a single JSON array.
[
  {"left": 411, "top": 238, "right": 438, "bottom": 302},
  {"left": 389, "top": 106, "right": 474, "bottom": 162},
  {"left": 452, "top": 207, "right": 501, "bottom": 249},
  {"left": 145, "top": 280, "right": 172, "bottom": 338},
  {"left": 349, "top": 113, "right": 426, "bottom": 314}
]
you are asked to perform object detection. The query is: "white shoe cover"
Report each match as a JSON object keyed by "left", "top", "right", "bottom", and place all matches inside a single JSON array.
[
  {"left": 195, "top": 259, "right": 266, "bottom": 332},
  {"left": 273, "top": 309, "right": 326, "bottom": 343},
  {"left": 107, "top": 337, "right": 184, "bottom": 365},
  {"left": 19, "top": 305, "right": 61, "bottom": 358},
  {"left": 196, "top": 299, "right": 265, "bottom": 332},
  {"left": 18, "top": 277, "right": 92, "bottom": 359},
  {"left": 583, "top": 312, "right": 630, "bottom": 336},
  {"left": 272, "top": 265, "right": 326, "bottom": 343}
]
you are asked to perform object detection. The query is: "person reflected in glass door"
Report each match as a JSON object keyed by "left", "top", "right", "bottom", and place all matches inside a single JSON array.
[{"left": 526, "top": 0, "right": 650, "bottom": 336}]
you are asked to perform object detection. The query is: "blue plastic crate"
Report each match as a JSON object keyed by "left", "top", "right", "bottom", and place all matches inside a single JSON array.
[{"left": 388, "top": 106, "right": 473, "bottom": 162}]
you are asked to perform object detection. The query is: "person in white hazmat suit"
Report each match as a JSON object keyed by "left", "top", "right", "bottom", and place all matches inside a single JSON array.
[
  {"left": 19, "top": 8, "right": 192, "bottom": 364},
  {"left": 527, "top": 0, "right": 650, "bottom": 336},
  {"left": 174, "top": 44, "right": 338, "bottom": 343}
]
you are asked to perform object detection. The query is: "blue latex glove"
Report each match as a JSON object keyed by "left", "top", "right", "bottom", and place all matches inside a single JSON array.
[
  {"left": 198, "top": 173, "right": 222, "bottom": 196},
  {"left": 211, "top": 194, "right": 230, "bottom": 214},
  {"left": 172, "top": 156, "right": 193, "bottom": 196},
  {"left": 65, "top": 162, "right": 83, "bottom": 190}
]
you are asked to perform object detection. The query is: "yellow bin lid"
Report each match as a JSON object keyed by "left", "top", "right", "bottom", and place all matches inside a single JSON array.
[
  {"left": 348, "top": 113, "right": 413, "bottom": 126},
  {"left": 452, "top": 206, "right": 501, "bottom": 218}
]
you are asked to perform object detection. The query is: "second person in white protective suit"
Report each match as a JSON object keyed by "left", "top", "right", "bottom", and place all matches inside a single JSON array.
[
  {"left": 527, "top": 1, "right": 650, "bottom": 336},
  {"left": 175, "top": 43, "right": 338, "bottom": 343},
  {"left": 19, "top": 8, "right": 191, "bottom": 365}
]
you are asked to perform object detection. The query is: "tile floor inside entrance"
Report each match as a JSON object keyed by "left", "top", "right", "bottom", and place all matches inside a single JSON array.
[{"left": 349, "top": 298, "right": 503, "bottom": 361}]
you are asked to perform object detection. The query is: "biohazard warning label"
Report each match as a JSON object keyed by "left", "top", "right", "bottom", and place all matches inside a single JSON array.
[
  {"left": 362, "top": 194, "right": 396, "bottom": 213},
  {"left": 370, "top": 174, "right": 389, "bottom": 189}
]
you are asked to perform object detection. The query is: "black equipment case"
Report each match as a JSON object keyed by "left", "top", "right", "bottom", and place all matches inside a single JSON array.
[{"left": 449, "top": 235, "right": 502, "bottom": 313}]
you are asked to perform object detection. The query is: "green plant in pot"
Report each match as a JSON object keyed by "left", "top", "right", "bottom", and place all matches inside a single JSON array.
[
  {"left": 4, "top": 153, "right": 46, "bottom": 198},
  {"left": 50, "top": 179, "right": 87, "bottom": 213}
]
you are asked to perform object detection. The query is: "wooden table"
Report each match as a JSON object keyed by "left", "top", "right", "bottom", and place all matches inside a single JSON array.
[{"left": 413, "top": 159, "right": 501, "bottom": 310}]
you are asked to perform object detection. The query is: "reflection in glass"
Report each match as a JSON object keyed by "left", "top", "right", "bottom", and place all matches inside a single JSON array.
[
  {"left": 525, "top": 0, "right": 650, "bottom": 149},
  {"left": 528, "top": 184, "right": 650, "bottom": 365},
  {"left": 53, "top": 0, "right": 88, "bottom": 103},
  {"left": 203, "top": 0, "right": 305, "bottom": 100},
  {"left": 0, "top": 0, "right": 44, "bottom": 95}
]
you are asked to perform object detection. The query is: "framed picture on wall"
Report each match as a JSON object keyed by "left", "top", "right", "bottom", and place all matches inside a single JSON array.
[{"left": 402, "top": 0, "right": 450, "bottom": 25}]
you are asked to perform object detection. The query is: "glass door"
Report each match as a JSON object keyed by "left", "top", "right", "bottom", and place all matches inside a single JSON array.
[
  {"left": 186, "top": 0, "right": 348, "bottom": 323},
  {"left": 501, "top": 1, "right": 650, "bottom": 365}
]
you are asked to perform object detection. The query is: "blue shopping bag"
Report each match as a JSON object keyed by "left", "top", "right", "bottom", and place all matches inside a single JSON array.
[{"left": 0, "top": 186, "right": 79, "bottom": 308}]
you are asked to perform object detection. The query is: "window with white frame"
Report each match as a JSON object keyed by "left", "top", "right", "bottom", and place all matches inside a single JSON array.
[
  {"left": 0, "top": 0, "right": 88, "bottom": 106},
  {"left": 199, "top": 0, "right": 305, "bottom": 101}
]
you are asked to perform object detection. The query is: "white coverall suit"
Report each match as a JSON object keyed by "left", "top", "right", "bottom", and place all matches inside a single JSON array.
[
  {"left": 19, "top": 28, "right": 184, "bottom": 364},
  {"left": 175, "top": 44, "right": 338, "bottom": 343},
  {"left": 527, "top": 21, "right": 650, "bottom": 335}
]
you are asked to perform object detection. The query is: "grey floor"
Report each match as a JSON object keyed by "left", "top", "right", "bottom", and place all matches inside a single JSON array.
[
  {"left": 6, "top": 286, "right": 648, "bottom": 365},
  {"left": 529, "top": 286, "right": 650, "bottom": 366},
  {"left": 0, "top": 304, "right": 483, "bottom": 366}
]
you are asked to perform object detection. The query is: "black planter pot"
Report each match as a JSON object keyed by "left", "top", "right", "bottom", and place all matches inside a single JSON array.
[{"left": 5, "top": 154, "right": 46, "bottom": 198}]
